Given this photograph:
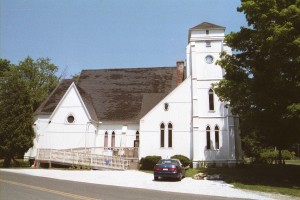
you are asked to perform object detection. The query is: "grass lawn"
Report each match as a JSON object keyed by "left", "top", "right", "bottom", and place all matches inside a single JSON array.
[
  {"left": 0, "top": 159, "right": 31, "bottom": 168},
  {"left": 286, "top": 159, "right": 300, "bottom": 165},
  {"left": 197, "top": 163, "right": 300, "bottom": 197},
  {"left": 142, "top": 161, "right": 300, "bottom": 197}
]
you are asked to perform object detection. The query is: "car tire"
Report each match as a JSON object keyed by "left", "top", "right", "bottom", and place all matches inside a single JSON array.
[
  {"left": 177, "top": 173, "right": 182, "bottom": 181},
  {"left": 154, "top": 176, "right": 158, "bottom": 181}
]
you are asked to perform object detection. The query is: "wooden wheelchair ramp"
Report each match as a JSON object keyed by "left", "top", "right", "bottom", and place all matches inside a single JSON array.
[{"left": 36, "top": 148, "right": 139, "bottom": 170}]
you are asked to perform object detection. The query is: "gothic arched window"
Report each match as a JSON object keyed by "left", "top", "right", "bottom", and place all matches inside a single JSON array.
[
  {"left": 215, "top": 126, "right": 220, "bottom": 150},
  {"left": 111, "top": 131, "right": 115, "bottom": 147},
  {"left": 209, "top": 89, "right": 214, "bottom": 111},
  {"left": 160, "top": 123, "right": 165, "bottom": 148},
  {"left": 206, "top": 126, "right": 211, "bottom": 149},
  {"left": 168, "top": 123, "right": 173, "bottom": 147},
  {"left": 136, "top": 131, "right": 139, "bottom": 141},
  {"left": 104, "top": 131, "right": 108, "bottom": 148}
]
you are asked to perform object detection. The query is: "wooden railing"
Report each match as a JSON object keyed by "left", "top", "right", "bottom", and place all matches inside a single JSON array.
[{"left": 36, "top": 148, "right": 139, "bottom": 170}]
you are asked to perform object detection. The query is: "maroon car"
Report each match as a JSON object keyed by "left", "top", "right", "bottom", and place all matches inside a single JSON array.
[{"left": 153, "top": 159, "right": 186, "bottom": 181}]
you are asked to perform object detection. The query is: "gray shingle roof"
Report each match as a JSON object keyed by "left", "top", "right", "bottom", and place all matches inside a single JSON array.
[
  {"left": 76, "top": 67, "right": 178, "bottom": 123},
  {"left": 190, "top": 22, "right": 225, "bottom": 30}
]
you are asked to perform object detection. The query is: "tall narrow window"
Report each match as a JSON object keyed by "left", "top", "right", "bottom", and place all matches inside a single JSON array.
[
  {"left": 104, "top": 131, "right": 108, "bottom": 148},
  {"left": 111, "top": 131, "right": 115, "bottom": 147},
  {"left": 215, "top": 126, "right": 220, "bottom": 150},
  {"left": 206, "top": 41, "right": 211, "bottom": 47},
  {"left": 160, "top": 123, "right": 165, "bottom": 148},
  {"left": 134, "top": 131, "right": 139, "bottom": 147},
  {"left": 209, "top": 89, "right": 214, "bottom": 111},
  {"left": 168, "top": 123, "right": 173, "bottom": 147},
  {"left": 206, "top": 30, "right": 209, "bottom": 35},
  {"left": 136, "top": 131, "right": 139, "bottom": 141},
  {"left": 206, "top": 126, "right": 211, "bottom": 149}
]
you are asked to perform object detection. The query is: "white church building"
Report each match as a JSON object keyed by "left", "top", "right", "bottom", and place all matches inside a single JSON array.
[{"left": 26, "top": 22, "right": 242, "bottom": 168}]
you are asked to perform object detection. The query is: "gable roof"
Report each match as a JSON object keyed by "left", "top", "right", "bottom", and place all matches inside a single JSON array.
[
  {"left": 76, "top": 67, "right": 178, "bottom": 123},
  {"left": 36, "top": 67, "right": 179, "bottom": 123},
  {"left": 35, "top": 79, "right": 74, "bottom": 115},
  {"left": 190, "top": 22, "right": 225, "bottom": 30}
]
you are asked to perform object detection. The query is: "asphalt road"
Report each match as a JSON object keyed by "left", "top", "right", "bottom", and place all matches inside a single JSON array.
[{"left": 0, "top": 171, "right": 247, "bottom": 200}]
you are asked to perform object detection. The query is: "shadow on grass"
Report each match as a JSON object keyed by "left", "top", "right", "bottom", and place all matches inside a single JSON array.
[
  {"left": 0, "top": 159, "right": 31, "bottom": 168},
  {"left": 198, "top": 164, "right": 300, "bottom": 196}
]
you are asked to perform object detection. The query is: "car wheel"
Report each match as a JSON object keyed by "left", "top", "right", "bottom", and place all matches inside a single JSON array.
[
  {"left": 177, "top": 173, "right": 182, "bottom": 181},
  {"left": 154, "top": 176, "right": 158, "bottom": 181}
]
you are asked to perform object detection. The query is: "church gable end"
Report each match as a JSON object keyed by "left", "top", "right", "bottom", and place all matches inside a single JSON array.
[{"left": 35, "top": 79, "right": 74, "bottom": 115}]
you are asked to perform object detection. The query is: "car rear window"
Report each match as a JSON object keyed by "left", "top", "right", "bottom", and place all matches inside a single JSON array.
[{"left": 158, "top": 160, "right": 178, "bottom": 165}]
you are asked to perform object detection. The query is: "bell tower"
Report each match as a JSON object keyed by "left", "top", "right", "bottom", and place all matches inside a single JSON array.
[{"left": 186, "top": 22, "right": 241, "bottom": 165}]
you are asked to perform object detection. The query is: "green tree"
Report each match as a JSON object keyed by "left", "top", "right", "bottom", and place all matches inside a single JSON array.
[
  {"left": 0, "top": 68, "right": 34, "bottom": 167},
  {"left": 0, "top": 57, "right": 59, "bottom": 166},
  {"left": 214, "top": 0, "right": 300, "bottom": 161},
  {"left": 0, "top": 59, "right": 10, "bottom": 77},
  {"left": 17, "top": 57, "right": 59, "bottom": 111}
]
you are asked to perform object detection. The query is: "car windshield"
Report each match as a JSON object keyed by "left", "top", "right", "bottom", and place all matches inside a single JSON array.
[{"left": 158, "top": 160, "right": 179, "bottom": 165}]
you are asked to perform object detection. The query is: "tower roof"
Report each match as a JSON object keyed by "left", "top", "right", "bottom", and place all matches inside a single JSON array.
[
  {"left": 190, "top": 22, "right": 225, "bottom": 30},
  {"left": 188, "top": 22, "right": 225, "bottom": 42}
]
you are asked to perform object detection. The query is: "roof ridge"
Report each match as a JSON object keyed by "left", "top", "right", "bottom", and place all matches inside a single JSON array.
[{"left": 81, "top": 66, "right": 176, "bottom": 71}]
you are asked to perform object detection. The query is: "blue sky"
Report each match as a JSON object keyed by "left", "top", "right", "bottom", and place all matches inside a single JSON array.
[{"left": 1, "top": 0, "right": 247, "bottom": 77}]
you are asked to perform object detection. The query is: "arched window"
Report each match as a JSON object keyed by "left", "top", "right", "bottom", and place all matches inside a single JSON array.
[
  {"left": 134, "top": 131, "right": 139, "bottom": 147},
  {"left": 136, "top": 131, "right": 139, "bottom": 141},
  {"left": 209, "top": 89, "right": 214, "bottom": 111},
  {"left": 206, "top": 126, "right": 211, "bottom": 149},
  {"left": 111, "top": 131, "right": 115, "bottom": 147},
  {"left": 168, "top": 123, "right": 173, "bottom": 147},
  {"left": 104, "top": 131, "right": 108, "bottom": 148},
  {"left": 215, "top": 126, "right": 220, "bottom": 150},
  {"left": 160, "top": 123, "right": 165, "bottom": 148}
]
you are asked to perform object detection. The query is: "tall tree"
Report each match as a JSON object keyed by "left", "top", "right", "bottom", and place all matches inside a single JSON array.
[
  {"left": 0, "top": 59, "right": 10, "bottom": 77},
  {"left": 0, "top": 68, "right": 34, "bottom": 167},
  {"left": 0, "top": 57, "right": 59, "bottom": 166},
  {"left": 214, "top": 0, "right": 300, "bottom": 157},
  {"left": 17, "top": 57, "right": 59, "bottom": 111}
]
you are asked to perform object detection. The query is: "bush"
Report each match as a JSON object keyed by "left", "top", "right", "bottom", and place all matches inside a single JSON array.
[
  {"left": 281, "top": 150, "right": 293, "bottom": 160},
  {"left": 140, "top": 156, "right": 161, "bottom": 170},
  {"left": 171, "top": 154, "right": 191, "bottom": 167},
  {"left": 259, "top": 149, "right": 277, "bottom": 164},
  {"left": 259, "top": 149, "right": 294, "bottom": 164}
]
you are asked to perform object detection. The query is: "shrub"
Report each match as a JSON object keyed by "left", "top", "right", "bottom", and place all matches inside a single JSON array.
[
  {"left": 140, "top": 156, "right": 161, "bottom": 170},
  {"left": 259, "top": 149, "right": 294, "bottom": 164},
  {"left": 281, "top": 150, "right": 293, "bottom": 160},
  {"left": 171, "top": 154, "right": 191, "bottom": 167},
  {"left": 259, "top": 149, "right": 277, "bottom": 164}
]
